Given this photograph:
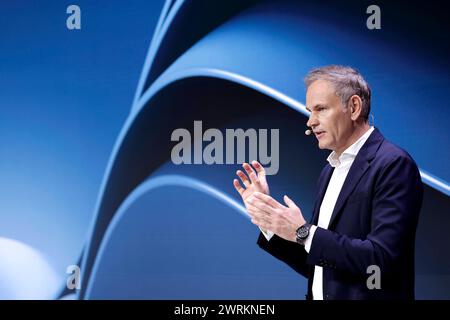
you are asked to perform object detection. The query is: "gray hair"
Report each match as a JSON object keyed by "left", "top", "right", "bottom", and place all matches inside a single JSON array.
[{"left": 304, "top": 65, "right": 371, "bottom": 122}]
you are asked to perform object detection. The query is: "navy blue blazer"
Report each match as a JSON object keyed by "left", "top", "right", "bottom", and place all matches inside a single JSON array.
[{"left": 257, "top": 128, "right": 423, "bottom": 300}]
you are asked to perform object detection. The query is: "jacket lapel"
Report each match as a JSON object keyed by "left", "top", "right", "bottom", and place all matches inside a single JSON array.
[{"left": 327, "top": 128, "right": 384, "bottom": 229}]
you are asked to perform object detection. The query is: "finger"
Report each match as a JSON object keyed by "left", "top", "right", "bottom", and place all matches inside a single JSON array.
[
  {"left": 251, "top": 160, "right": 267, "bottom": 181},
  {"left": 249, "top": 211, "right": 271, "bottom": 224},
  {"left": 243, "top": 162, "right": 260, "bottom": 185},
  {"left": 283, "top": 195, "right": 299, "bottom": 209},
  {"left": 233, "top": 179, "right": 244, "bottom": 196},
  {"left": 248, "top": 198, "right": 277, "bottom": 215},
  {"left": 247, "top": 205, "right": 272, "bottom": 226},
  {"left": 246, "top": 202, "right": 270, "bottom": 217},
  {"left": 253, "top": 192, "right": 283, "bottom": 209},
  {"left": 236, "top": 170, "right": 250, "bottom": 188}
]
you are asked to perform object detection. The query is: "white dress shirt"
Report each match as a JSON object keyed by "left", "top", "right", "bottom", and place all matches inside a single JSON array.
[{"left": 260, "top": 126, "right": 374, "bottom": 300}]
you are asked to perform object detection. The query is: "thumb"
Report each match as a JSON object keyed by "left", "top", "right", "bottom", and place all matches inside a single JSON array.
[{"left": 283, "top": 195, "right": 298, "bottom": 208}]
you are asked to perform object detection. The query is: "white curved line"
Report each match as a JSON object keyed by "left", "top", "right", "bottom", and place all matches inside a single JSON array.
[
  {"left": 81, "top": 64, "right": 450, "bottom": 297},
  {"left": 137, "top": 66, "right": 450, "bottom": 196},
  {"left": 84, "top": 174, "right": 248, "bottom": 298},
  {"left": 136, "top": 67, "right": 310, "bottom": 117},
  {"left": 420, "top": 170, "right": 450, "bottom": 195},
  {"left": 133, "top": 0, "right": 187, "bottom": 106}
]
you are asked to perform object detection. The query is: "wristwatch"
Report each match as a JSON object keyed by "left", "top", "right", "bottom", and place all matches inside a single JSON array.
[{"left": 295, "top": 223, "right": 311, "bottom": 245}]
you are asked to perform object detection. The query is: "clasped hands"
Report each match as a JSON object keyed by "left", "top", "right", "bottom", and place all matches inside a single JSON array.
[{"left": 233, "top": 160, "right": 306, "bottom": 243}]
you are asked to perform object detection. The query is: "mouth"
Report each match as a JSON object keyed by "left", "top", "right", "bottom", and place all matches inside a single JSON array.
[{"left": 315, "top": 131, "right": 325, "bottom": 139}]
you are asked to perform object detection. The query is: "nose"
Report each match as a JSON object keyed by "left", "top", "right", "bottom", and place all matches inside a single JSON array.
[{"left": 307, "top": 111, "right": 318, "bottom": 129}]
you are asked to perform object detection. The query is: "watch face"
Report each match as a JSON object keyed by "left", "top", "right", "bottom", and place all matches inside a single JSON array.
[{"left": 297, "top": 226, "right": 309, "bottom": 239}]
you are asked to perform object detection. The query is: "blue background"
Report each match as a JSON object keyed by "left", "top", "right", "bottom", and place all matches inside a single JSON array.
[{"left": 0, "top": 0, "right": 449, "bottom": 299}]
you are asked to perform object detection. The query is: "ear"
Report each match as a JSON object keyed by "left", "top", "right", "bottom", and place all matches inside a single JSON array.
[{"left": 348, "top": 95, "right": 363, "bottom": 121}]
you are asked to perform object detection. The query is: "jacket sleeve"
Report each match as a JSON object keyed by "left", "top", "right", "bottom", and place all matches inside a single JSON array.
[
  {"left": 257, "top": 232, "right": 309, "bottom": 278},
  {"left": 306, "top": 154, "right": 423, "bottom": 277}
]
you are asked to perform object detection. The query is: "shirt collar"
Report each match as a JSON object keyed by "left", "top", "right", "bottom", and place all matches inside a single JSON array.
[{"left": 327, "top": 126, "right": 375, "bottom": 168}]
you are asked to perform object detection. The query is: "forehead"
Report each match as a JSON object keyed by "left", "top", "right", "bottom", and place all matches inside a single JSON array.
[
  {"left": 306, "top": 80, "right": 342, "bottom": 111},
  {"left": 305, "top": 80, "right": 340, "bottom": 108}
]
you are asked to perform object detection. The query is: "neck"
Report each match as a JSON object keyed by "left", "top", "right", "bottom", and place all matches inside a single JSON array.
[{"left": 335, "top": 122, "right": 371, "bottom": 157}]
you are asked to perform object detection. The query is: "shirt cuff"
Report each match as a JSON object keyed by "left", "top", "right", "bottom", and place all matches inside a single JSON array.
[
  {"left": 304, "top": 225, "right": 317, "bottom": 253},
  {"left": 260, "top": 228, "right": 274, "bottom": 241}
]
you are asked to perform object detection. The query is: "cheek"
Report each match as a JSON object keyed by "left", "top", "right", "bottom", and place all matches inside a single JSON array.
[
  {"left": 325, "top": 132, "right": 335, "bottom": 145},
  {"left": 320, "top": 132, "right": 333, "bottom": 146},
  {"left": 327, "top": 113, "right": 347, "bottom": 137},
  {"left": 323, "top": 127, "right": 339, "bottom": 146}
]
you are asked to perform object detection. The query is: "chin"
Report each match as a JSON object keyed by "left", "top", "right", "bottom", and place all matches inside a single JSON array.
[
  {"left": 318, "top": 141, "right": 332, "bottom": 151},
  {"left": 317, "top": 141, "right": 327, "bottom": 149}
]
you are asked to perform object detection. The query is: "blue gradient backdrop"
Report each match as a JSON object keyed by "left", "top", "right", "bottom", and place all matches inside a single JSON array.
[{"left": 0, "top": 0, "right": 449, "bottom": 299}]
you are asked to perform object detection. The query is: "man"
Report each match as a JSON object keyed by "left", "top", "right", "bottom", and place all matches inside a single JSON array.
[{"left": 233, "top": 65, "right": 423, "bottom": 300}]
